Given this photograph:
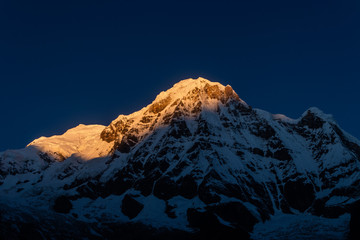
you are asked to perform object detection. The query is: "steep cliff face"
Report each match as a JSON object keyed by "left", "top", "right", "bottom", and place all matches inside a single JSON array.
[{"left": 0, "top": 77, "right": 359, "bottom": 239}]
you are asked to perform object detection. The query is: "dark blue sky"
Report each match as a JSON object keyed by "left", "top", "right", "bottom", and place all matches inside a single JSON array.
[{"left": 1, "top": 0, "right": 359, "bottom": 151}]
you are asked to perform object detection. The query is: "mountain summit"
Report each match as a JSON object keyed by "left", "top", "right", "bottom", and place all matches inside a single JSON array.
[
  {"left": 1, "top": 78, "right": 360, "bottom": 239},
  {"left": 100, "top": 77, "right": 247, "bottom": 153}
]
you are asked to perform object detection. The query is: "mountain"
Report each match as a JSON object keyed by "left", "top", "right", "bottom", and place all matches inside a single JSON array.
[{"left": 1, "top": 77, "right": 360, "bottom": 239}]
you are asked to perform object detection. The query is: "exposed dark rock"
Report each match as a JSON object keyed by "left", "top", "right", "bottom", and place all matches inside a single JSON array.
[
  {"left": 273, "top": 148, "right": 292, "bottom": 161},
  {"left": 204, "top": 84, "right": 222, "bottom": 100},
  {"left": 191, "top": 101, "right": 202, "bottom": 114},
  {"left": 284, "top": 179, "right": 315, "bottom": 212},
  {"left": 311, "top": 198, "right": 348, "bottom": 218},
  {"left": 187, "top": 208, "right": 219, "bottom": 229},
  {"left": 311, "top": 198, "right": 327, "bottom": 216},
  {"left": 134, "top": 178, "right": 154, "bottom": 196},
  {"left": 53, "top": 195, "right": 72, "bottom": 214},
  {"left": 159, "top": 161, "right": 170, "bottom": 172},
  {"left": 134, "top": 168, "right": 162, "bottom": 196},
  {"left": 169, "top": 120, "right": 191, "bottom": 139},
  {"left": 76, "top": 181, "right": 99, "bottom": 200},
  {"left": 265, "top": 150, "right": 273, "bottom": 158},
  {"left": 198, "top": 171, "right": 223, "bottom": 204},
  {"left": 350, "top": 200, "right": 360, "bottom": 240},
  {"left": 148, "top": 96, "right": 172, "bottom": 114},
  {"left": 102, "top": 172, "right": 134, "bottom": 197},
  {"left": 18, "top": 223, "right": 43, "bottom": 240},
  {"left": 39, "top": 152, "right": 52, "bottom": 163},
  {"left": 126, "top": 134, "right": 139, "bottom": 146},
  {"left": 252, "top": 123, "right": 276, "bottom": 140},
  {"left": 116, "top": 134, "right": 139, "bottom": 153},
  {"left": 252, "top": 148, "right": 264, "bottom": 157},
  {"left": 177, "top": 175, "right": 198, "bottom": 199},
  {"left": 268, "top": 139, "right": 285, "bottom": 149},
  {"left": 140, "top": 116, "right": 153, "bottom": 123},
  {"left": 198, "top": 186, "right": 221, "bottom": 204},
  {"left": 298, "top": 111, "right": 324, "bottom": 129},
  {"left": 121, "top": 194, "right": 144, "bottom": 219},
  {"left": 211, "top": 202, "right": 258, "bottom": 232},
  {"left": 157, "top": 147, "right": 170, "bottom": 158},
  {"left": 63, "top": 177, "right": 90, "bottom": 190},
  {"left": 224, "top": 85, "right": 239, "bottom": 102},
  {"left": 100, "top": 120, "right": 125, "bottom": 142},
  {"left": 143, "top": 160, "right": 160, "bottom": 175},
  {"left": 153, "top": 176, "right": 178, "bottom": 200},
  {"left": 0, "top": 209, "right": 199, "bottom": 240},
  {"left": 116, "top": 139, "right": 131, "bottom": 153},
  {"left": 236, "top": 151, "right": 245, "bottom": 157},
  {"left": 237, "top": 103, "right": 252, "bottom": 114},
  {"left": 279, "top": 198, "right": 292, "bottom": 213},
  {"left": 187, "top": 208, "right": 250, "bottom": 240},
  {"left": 323, "top": 206, "right": 347, "bottom": 218},
  {"left": 168, "top": 160, "right": 189, "bottom": 176},
  {"left": 195, "top": 118, "right": 211, "bottom": 136},
  {"left": 165, "top": 201, "right": 177, "bottom": 219}
]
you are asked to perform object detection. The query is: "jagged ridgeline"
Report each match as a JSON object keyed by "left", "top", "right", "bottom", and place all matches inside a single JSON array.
[{"left": 1, "top": 77, "right": 360, "bottom": 239}]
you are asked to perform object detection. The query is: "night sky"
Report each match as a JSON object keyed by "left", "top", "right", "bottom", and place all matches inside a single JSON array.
[{"left": 1, "top": 0, "right": 359, "bottom": 151}]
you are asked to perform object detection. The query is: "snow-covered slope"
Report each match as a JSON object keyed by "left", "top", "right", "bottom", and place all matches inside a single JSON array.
[
  {"left": 1, "top": 77, "right": 359, "bottom": 239},
  {"left": 28, "top": 124, "right": 113, "bottom": 161}
]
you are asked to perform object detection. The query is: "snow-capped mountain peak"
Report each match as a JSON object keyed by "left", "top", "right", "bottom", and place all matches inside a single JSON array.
[
  {"left": 1, "top": 77, "right": 359, "bottom": 239},
  {"left": 100, "top": 77, "right": 248, "bottom": 147},
  {"left": 151, "top": 77, "right": 245, "bottom": 106}
]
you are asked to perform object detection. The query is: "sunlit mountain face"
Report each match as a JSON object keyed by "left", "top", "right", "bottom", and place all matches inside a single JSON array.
[{"left": 1, "top": 78, "right": 360, "bottom": 239}]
